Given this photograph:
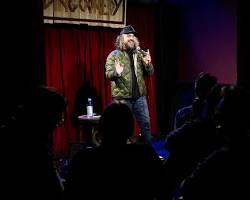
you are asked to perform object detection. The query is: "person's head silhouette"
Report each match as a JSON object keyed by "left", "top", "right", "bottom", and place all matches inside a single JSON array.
[
  {"left": 21, "top": 86, "right": 67, "bottom": 147},
  {"left": 194, "top": 72, "right": 217, "bottom": 100},
  {"left": 217, "top": 85, "right": 250, "bottom": 136},
  {"left": 98, "top": 101, "right": 134, "bottom": 145}
]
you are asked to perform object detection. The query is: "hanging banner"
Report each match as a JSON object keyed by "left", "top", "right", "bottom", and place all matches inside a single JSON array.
[{"left": 43, "top": 0, "right": 126, "bottom": 28}]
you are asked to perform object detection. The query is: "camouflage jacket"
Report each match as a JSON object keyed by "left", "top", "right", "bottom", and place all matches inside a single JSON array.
[{"left": 105, "top": 49, "right": 154, "bottom": 98}]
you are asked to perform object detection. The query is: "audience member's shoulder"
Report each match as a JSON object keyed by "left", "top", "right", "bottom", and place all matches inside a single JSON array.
[
  {"left": 126, "top": 143, "right": 158, "bottom": 157},
  {"left": 178, "top": 105, "right": 192, "bottom": 113},
  {"left": 71, "top": 147, "right": 97, "bottom": 162},
  {"left": 176, "top": 105, "right": 192, "bottom": 119},
  {"left": 166, "top": 121, "right": 195, "bottom": 145}
]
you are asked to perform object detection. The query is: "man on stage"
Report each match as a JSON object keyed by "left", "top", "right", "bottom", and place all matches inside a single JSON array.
[{"left": 105, "top": 25, "right": 154, "bottom": 144}]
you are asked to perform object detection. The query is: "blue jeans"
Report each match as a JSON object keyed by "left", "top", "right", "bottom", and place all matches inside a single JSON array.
[{"left": 123, "top": 96, "right": 152, "bottom": 144}]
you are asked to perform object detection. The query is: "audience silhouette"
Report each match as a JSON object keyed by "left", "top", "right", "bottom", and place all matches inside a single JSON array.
[
  {"left": 174, "top": 72, "right": 218, "bottom": 129},
  {"left": 7, "top": 86, "right": 67, "bottom": 199},
  {"left": 178, "top": 85, "right": 250, "bottom": 200},
  {"left": 64, "top": 101, "right": 165, "bottom": 200},
  {"left": 163, "top": 73, "right": 224, "bottom": 200}
]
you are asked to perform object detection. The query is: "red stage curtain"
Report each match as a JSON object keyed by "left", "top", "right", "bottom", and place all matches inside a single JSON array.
[{"left": 44, "top": 6, "right": 158, "bottom": 155}]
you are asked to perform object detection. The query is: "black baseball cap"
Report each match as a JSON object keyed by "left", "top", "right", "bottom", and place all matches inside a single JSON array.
[{"left": 120, "top": 25, "right": 137, "bottom": 35}]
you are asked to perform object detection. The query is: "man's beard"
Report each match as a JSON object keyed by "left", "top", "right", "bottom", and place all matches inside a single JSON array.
[{"left": 125, "top": 41, "right": 136, "bottom": 51}]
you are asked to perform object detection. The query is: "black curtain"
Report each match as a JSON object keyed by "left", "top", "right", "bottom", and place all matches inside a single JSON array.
[
  {"left": 154, "top": 2, "right": 181, "bottom": 135},
  {"left": 0, "top": 0, "right": 44, "bottom": 118},
  {"left": 238, "top": 0, "right": 250, "bottom": 89}
]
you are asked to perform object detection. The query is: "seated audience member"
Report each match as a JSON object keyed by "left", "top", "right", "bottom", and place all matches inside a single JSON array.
[
  {"left": 12, "top": 86, "right": 67, "bottom": 199},
  {"left": 163, "top": 83, "right": 224, "bottom": 200},
  {"left": 174, "top": 72, "right": 217, "bottom": 129},
  {"left": 178, "top": 85, "right": 250, "bottom": 200},
  {"left": 64, "top": 101, "right": 165, "bottom": 200}
]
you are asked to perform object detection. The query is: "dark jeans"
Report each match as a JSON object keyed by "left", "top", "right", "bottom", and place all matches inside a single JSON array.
[{"left": 118, "top": 96, "right": 152, "bottom": 144}]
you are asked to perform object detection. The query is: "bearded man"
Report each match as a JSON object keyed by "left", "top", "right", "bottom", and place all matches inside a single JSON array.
[{"left": 105, "top": 25, "right": 154, "bottom": 144}]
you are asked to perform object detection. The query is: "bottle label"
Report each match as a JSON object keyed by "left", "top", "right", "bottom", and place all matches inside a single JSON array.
[{"left": 87, "top": 106, "right": 93, "bottom": 117}]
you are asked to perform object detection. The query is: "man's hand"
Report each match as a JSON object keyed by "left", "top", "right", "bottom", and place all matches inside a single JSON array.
[
  {"left": 142, "top": 49, "right": 151, "bottom": 65},
  {"left": 115, "top": 58, "right": 124, "bottom": 76}
]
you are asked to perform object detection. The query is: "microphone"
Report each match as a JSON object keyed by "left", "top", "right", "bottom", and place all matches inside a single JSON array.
[{"left": 136, "top": 47, "right": 147, "bottom": 56}]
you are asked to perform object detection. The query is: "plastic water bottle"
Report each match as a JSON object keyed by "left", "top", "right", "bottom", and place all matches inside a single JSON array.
[{"left": 86, "top": 98, "right": 93, "bottom": 117}]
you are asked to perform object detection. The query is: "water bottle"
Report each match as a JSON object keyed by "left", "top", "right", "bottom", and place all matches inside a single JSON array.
[{"left": 86, "top": 98, "right": 93, "bottom": 117}]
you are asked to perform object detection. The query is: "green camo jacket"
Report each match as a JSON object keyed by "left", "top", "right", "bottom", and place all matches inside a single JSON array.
[{"left": 105, "top": 49, "right": 154, "bottom": 98}]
